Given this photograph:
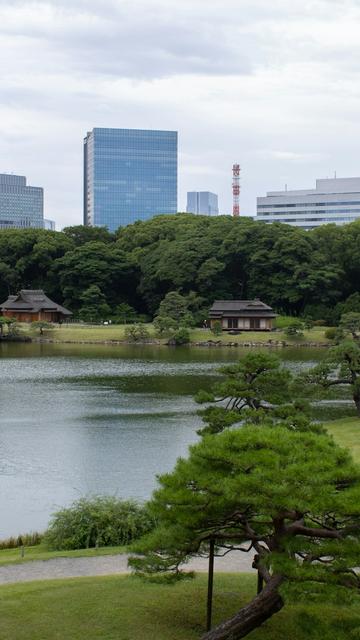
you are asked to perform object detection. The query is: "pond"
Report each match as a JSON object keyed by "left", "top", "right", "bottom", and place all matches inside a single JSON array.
[{"left": 0, "top": 343, "right": 325, "bottom": 537}]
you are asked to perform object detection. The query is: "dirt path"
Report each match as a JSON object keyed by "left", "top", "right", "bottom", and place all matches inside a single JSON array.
[{"left": 0, "top": 552, "right": 255, "bottom": 585}]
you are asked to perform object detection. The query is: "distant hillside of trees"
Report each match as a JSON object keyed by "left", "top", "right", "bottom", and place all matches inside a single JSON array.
[{"left": 0, "top": 214, "right": 359, "bottom": 324}]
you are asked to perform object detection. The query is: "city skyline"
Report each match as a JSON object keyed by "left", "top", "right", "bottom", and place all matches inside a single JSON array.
[
  {"left": 84, "top": 127, "right": 177, "bottom": 231},
  {"left": 2, "top": 1, "right": 360, "bottom": 228}
]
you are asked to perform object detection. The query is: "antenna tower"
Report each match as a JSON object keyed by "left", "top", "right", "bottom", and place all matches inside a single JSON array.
[{"left": 232, "top": 164, "right": 240, "bottom": 216}]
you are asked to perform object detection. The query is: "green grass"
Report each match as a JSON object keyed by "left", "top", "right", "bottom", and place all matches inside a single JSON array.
[
  {"left": 0, "top": 544, "right": 127, "bottom": 566},
  {"left": 325, "top": 417, "right": 360, "bottom": 462},
  {"left": 0, "top": 573, "right": 359, "bottom": 640},
  {"left": 23, "top": 322, "right": 330, "bottom": 345}
]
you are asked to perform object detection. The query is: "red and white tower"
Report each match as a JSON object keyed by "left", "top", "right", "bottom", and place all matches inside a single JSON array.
[{"left": 232, "top": 164, "right": 240, "bottom": 217}]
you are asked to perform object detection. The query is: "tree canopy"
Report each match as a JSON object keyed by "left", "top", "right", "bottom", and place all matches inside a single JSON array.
[
  {"left": 0, "top": 216, "right": 358, "bottom": 320},
  {"left": 130, "top": 425, "right": 360, "bottom": 639}
]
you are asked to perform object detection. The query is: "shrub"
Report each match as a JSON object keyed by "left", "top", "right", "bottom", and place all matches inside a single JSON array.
[
  {"left": 324, "top": 327, "right": 337, "bottom": 340},
  {"left": 44, "top": 496, "right": 154, "bottom": 550},
  {"left": 211, "top": 321, "right": 222, "bottom": 335},
  {"left": 284, "top": 320, "right": 304, "bottom": 339},
  {"left": 153, "top": 315, "right": 177, "bottom": 336},
  {"left": 124, "top": 324, "right": 150, "bottom": 342},
  {"left": 0, "top": 531, "right": 43, "bottom": 549},
  {"left": 313, "top": 319, "right": 326, "bottom": 326},
  {"left": 172, "top": 327, "right": 190, "bottom": 345}
]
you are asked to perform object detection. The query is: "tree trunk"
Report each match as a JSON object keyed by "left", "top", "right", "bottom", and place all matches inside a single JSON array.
[
  {"left": 353, "top": 391, "right": 360, "bottom": 417},
  {"left": 201, "top": 576, "right": 284, "bottom": 640}
]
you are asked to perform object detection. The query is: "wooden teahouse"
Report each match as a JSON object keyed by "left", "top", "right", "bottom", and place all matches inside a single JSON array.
[
  {"left": 0, "top": 289, "right": 72, "bottom": 323},
  {"left": 209, "top": 299, "right": 276, "bottom": 331}
]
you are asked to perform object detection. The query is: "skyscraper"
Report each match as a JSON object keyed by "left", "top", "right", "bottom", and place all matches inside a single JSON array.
[
  {"left": 186, "top": 191, "right": 219, "bottom": 216},
  {"left": 83, "top": 128, "right": 178, "bottom": 231},
  {"left": 0, "top": 174, "right": 43, "bottom": 229}
]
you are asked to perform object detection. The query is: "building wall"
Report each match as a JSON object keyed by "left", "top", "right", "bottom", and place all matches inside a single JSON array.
[
  {"left": 210, "top": 316, "right": 273, "bottom": 331},
  {"left": 257, "top": 177, "right": 360, "bottom": 229},
  {"left": 0, "top": 174, "right": 43, "bottom": 229},
  {"left": 186, "top": 191, "right": 219, "bottom": 215},
  {"left": 83, "top": 128, "right": 178, "bottom": 231},
  {"left": 3, "top": 310, "right": 63, "bottom": 322}
]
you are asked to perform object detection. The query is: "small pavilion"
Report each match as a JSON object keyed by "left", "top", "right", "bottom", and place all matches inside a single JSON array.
[
  {"left": 209, "top": 299, "right": 276, "bottom": 331},
  {"left": 0, "top": 289, "right": 72, "bottom": 323}
]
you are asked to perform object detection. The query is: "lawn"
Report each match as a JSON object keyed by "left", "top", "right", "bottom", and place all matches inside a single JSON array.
[
  {"left": 0, "top": 573, "right": 359, "bottom": 640},
  {"left": 325, "top": 417, "right": 360, "bottom": 462},
  {"left": 0, "top": 544, "right": 127, "bottom": 566},
  {"left": 23, "top": 322, "right": 330, "bottom": 345}
]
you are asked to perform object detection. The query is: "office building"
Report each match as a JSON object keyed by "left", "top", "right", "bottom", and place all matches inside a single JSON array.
[
  {"left": 257, "top": 177, "right": 360, "bottom": 229},
  {"left": 0, "top": 174, "right": 43, "bottom": 229},
  {"left": 83, "top": 127, "right": 178, "bottom": 231},
  {"left": 44, "top": 219, "right": 56, "bottom": 231},
  {"left": 186, "top": 191, "right": 219, "bottom": 216}
]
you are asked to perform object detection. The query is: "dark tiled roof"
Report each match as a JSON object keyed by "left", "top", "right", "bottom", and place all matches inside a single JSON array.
[
  {"left": 0, "top": 290, "right": 72, "bottom": 315},
  {"left": 209, "top": 299, "right": 276, "bottom": 318}
]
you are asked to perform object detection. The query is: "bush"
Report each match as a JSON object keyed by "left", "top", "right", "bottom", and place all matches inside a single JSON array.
[
  {"left": 324, "top": 327, "right": 337, "bottom": 340},
  {"left": 153, "top": 315, "right": 177, "bottom": 336},
  {"left": 124, "top": 324, "right": 150, "bottom": 342},
  {"left": 211, "top": 321, "right": 222, "bottom": 336},
  {"left": 313, "top": 319, "right": 326, "bottom": 327},
  {"left": 284, "top": 320, "right": 304, "bottom": 339},
  {"left": 44, "top": 496, "right": 154, "bottom": 550},
  {"left": 0, "top": 531, "right": 43, "bottom": 550},
  {"left": 172, "top": 327, "right": 190, "bottom": 345}
]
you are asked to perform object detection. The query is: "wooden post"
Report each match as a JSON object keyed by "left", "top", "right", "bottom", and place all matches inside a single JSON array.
[{"left": 206, "top": 538, "right": 215, "bottom": 631}]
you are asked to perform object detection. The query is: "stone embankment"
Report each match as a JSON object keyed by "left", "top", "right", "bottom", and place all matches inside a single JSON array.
[
  {"left": 192, "top": 340, "right": 329, "bottom": 348},
  {"left": 33, "top": 338, "right": 329, "bottom": 348}
]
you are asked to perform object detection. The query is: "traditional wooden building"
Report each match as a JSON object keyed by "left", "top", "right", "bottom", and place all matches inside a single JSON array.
[
  {"left": 0, "top": 289, "right": 72, "bottom": 323},
  {"left": 209, "top": 299, "right": 276, "bottom": 331}
]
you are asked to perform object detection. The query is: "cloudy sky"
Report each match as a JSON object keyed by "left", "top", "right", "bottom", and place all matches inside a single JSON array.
[{"left": 1, "top": 0, "right": 360, "bottom": 228}]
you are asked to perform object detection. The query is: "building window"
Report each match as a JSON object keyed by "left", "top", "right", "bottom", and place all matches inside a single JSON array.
[{"left": 227, "top": 318, "right": 238, "bottom": 329}]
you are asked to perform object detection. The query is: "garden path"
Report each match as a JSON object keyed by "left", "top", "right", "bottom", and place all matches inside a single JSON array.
[{"left": 0, "top": 552, "right": 254, "bottom": 584}]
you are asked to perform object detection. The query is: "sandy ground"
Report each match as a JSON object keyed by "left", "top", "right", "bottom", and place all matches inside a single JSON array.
[{"left": 0, "top": 551, "right": 255, "bottom": 585}]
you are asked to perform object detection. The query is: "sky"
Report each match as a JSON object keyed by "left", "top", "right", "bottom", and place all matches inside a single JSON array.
[{"left": 1, "top": 0, "right": 360, "bottom": 228}]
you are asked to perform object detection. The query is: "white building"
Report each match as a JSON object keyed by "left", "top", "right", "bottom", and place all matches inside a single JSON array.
[{"left": 257, "top": 177, "right": 360, "bottom": 229}]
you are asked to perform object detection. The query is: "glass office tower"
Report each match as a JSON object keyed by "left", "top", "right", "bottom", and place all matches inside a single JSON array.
[
  {"left": 0, "top": 174, "right": 43, "bottom": 229},
  {"left": 186, "top": 191, "right": 219, "bottom": 216},
  {"left": 83, "top": 128, "right": 178, "bottom": 231}
]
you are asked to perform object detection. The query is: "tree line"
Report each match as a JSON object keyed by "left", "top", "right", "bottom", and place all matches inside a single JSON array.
[{"left": 0, "top": 214, "right": 359, "bottom": 322}]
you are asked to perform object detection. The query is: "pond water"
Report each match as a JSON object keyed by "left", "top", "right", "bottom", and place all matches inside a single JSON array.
[{"left": 0, "top": 343, "right": 325, "bottom": 537}]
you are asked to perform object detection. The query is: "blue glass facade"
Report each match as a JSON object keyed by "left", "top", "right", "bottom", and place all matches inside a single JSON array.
[
  {"left": 0, "top": 174, "right": 43, "bottom": 229},
  {"left": 186, "top": 191, "right": 219, "bottom": 216},
  {"left": 84, "top": 128, "right": 178, "bottom": 231}
]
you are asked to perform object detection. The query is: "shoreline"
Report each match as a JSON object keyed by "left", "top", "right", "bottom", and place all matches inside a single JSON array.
[{"left": 28, "top": 337, "right": 330, "bottom": 348}]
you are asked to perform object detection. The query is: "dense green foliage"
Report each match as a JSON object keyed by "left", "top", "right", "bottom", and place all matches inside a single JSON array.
[
  {"left": 44, "top": 496, "right": 154, "bottom": 550},
  {"left": 0, "top": 215, "right": 359, "bottom": 320},
  {"left": 304, "top": 339, "right": 360, "bottom": 415},
  {"left": 195, "top": 352, "right": 316, "bottom": 436},
  {"left": 130, "top": 425, "right": 360, "bottom": 639}
]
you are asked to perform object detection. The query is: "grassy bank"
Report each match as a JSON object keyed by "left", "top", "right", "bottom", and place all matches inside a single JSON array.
[
  {"left": 325, "top": 417, "right": 360, "bottom": 462},
  {"left": 22, "top": 323, "right": 330, "bottom": 345},
  {"left": 0, "top": 544, "right": 127, "bottom": 566},
  {"left": 1, "top": 573, "right": 359, "bottom": 640}
]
